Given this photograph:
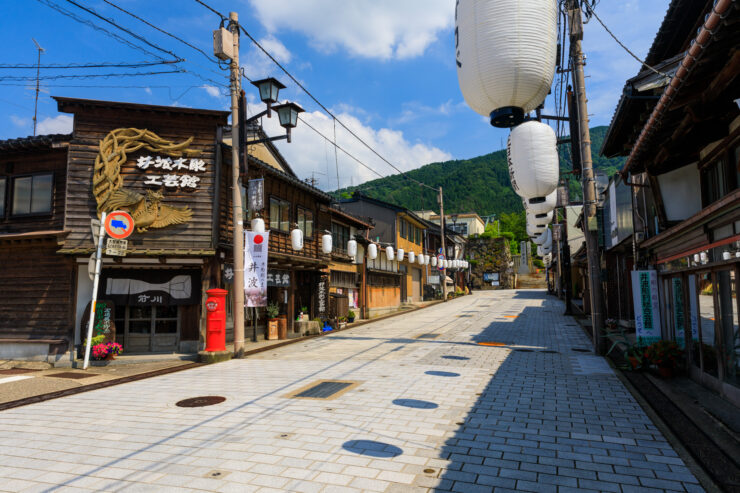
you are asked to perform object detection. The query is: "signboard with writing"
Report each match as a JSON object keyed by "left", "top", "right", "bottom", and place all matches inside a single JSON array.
[
  {"left": 223, "top": 263, "right": 234, "bottom": 284},
  {"left": 80, "top": 300, "right": 116, "bottom": 343},
  {"left": 136, "top": 155, "right": 206, "bottom": 189},
  {"left": 315, "top": 275, "right": 329, "bottom": 317},
  {"left": 106, "top": 238, "right": 128, "bottom": 256},
  {"left": 267, "top": 269, "right": 291, "bottom": 287},
  {"left": 428, "top": 274, "right": 440, "bottom": 285},
  {"left": 244, "top": 231, "right": 269, "bottom": 307},
  {"left": 104, "top": 270, "right": 199, "bottom": 306},
  {"left": 672, "top": 278, "right": 686, "bottom": 349},
  {"left": 688, "top": 274, "right": 699, "bottom": 341},
  {"left": 248, "top": 178, "right": 264, "bottom": 212},
  {"left": 483, "top": 272, "right": 499, "bottom": 282},
  {"left": 631, "top": 270, "right": 662, "bottom": 345}
]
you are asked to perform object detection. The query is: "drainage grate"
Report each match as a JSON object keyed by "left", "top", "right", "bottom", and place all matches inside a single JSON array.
[
  {"left": 289, "top": 380, "right": 360, "bottom": 400},
  {"left": 0, "top": 368, "right": 41, "bottom": 375},
  {"left": 45, "top": 372, "right": 97, "bottom": 380},
  {"left": 176, "top": 396, "right": 226, "bottom": 407},
  {"left": 571, "top": 348, "right": 592, "bottom": 353},
  {"left": 514, "top": 349, "right": 533, "bottom": 352},
  {"left": 415, "top": 333, "right": 440, "bottom": 339}
]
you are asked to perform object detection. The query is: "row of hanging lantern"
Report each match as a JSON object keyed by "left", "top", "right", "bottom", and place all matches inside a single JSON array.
[
  {"left": 456, "top": 0, "right": 560, "bottom": 258},
  {"left": 253, "top": 215, "right": 473, "bottom": 269}
]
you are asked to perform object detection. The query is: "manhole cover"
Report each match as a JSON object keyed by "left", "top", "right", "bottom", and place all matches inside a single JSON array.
[
  {"left": 176, "top": 396, "right": 226, "bottom": 407},
  {"left": 514, "top": 349, "right": 533, "bottom": 352},
  {"left": 0, "top": 368, "right": 41, "bottom": 375},
  {"left": 416, "top": 333, "right": 440, "bottom": 339},
  {"left": 572, "top": 348, "right": 591, "bottom": 353},
  {"left": 478, "top": 342, "right": 506, "bottom": 347},
  {"left": 45, "top": 372, "right": 97, "bottom": 379},
  {"left": 288, "top": 380, "right": 360, "bottom": 399}
]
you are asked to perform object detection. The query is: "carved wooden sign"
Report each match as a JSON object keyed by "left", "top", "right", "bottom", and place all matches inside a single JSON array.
[{"left": 93, "top": 128, "right": 202, "bottom": 233}]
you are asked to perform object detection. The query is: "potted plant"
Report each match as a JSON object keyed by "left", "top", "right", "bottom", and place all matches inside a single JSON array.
[
  {"left": 347, "top": 310, "right": 356, "bottom": 323},
  {"left": 266, "top": 302, "right": 279, "bottom": 340},
  {"left": 604, "top": 323, "right": 645, "bottom": 371},
  {"left": 300, "top": 306, "right": 309, "bottom": 321},
  {"left": 92, "top": 342, "right": 123, "bottom": 361},
  {"left": 644, "top": 340, "right": 683, "bottom": 378}
]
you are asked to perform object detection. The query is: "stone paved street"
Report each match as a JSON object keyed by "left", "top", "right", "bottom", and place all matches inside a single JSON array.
[{"left": 0, "top": 290, "right": 703, "bottom": 492}]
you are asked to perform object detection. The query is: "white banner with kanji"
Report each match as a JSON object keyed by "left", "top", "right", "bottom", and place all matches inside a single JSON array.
[{"left": 244, "top": 231, "right": 269, "bottom": 307}]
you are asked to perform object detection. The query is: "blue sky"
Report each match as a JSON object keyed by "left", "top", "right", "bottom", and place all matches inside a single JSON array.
[{"left": 1, "top": 0, "right": 670, "bottom": 190}]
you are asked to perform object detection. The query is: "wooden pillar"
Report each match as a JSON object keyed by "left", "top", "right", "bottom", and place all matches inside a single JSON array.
[{"left": 288, "top": 269, "right": 295, "bottom": 334}]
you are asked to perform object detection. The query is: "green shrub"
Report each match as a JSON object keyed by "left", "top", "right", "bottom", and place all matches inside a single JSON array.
[{"left": 533, "top": 259, "right": 544, "bottom": 268}]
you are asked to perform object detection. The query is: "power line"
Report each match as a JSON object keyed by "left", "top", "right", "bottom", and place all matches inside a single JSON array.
[
  {"left": 63, "top": 0, "right": 183, "bottom": 61},
  {"left": 0, "top": 69, "right": 185, "bottom": 81},
  {"left": 101, "top": 0, "right": 217, "bottom": 64},
  {"left": 36, "top": 0, "right": 167, "bottom": 60},
  {"left": 584, "top": 3, "right": 669, "bottom": 77},
  {"left": 191, "top": 0, "right": 440, "bottom": 193},
  {"left": 0, "top": 60, "right": 178, "bottom": 69}
]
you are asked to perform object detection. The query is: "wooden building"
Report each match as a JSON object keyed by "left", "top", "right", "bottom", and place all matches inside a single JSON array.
[{"left": 600, "top": 0, "right": 739, "bottom": 403}]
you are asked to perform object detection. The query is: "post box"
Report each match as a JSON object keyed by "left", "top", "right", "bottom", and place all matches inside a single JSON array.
[{"left": 205, "top": 288, "right": 228, "bottom": 352}]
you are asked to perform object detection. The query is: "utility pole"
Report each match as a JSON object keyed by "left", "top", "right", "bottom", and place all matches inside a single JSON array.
[
  {"left": 438, "top": 187, "right": 448, "bottom": 302},
  {"left": 227, "top": 12, "right": 245, "bottom": 356},
  {"left": 567, "top": 1, "right": 604, "bottom": 352},
  {"left": 32, "top": 38, "right": 44, "bottom": 136}
]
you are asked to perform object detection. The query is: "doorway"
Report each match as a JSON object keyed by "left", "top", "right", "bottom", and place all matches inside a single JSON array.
[{"left": 115, "top": 305, "right": 180, "bottom": 353}]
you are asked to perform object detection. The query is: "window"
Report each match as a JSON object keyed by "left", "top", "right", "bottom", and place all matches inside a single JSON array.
[
  {"left": 269, "top": 197, "right": 290, "bottom": 231},
  {"left": 701, "top": 149, "right": 739, "bottom": 207},
  {"left": 11, "top": 173, "right": 52, "bottom": 215},
  {"left": 415, "top": 226, "right": 422, "bottom": 244},
  {"left": 297, "top": 207, "right": 314, "bottom": 238},
  {"left": 0, "top": 177, "right": 5, "bottom": 217},
  {"left": 332, "top": 222, "right": 349, "bottom": 253},
  {"left": 400, "top": 219, "right": 407, "bottom": 239}
]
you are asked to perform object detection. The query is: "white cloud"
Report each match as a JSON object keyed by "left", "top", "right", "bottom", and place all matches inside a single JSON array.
[
  {"left": 202, "top": 85, "right": 222, "bottom": 98},
  {"left": 36, "top": 115, "right": 72, "bottom": 134},
  {"left": 248, "top": 0, "right": 454, "bottom": 60},
  {"left": 255, "top": 105, "right": 451, "bottom": 189},
  {"left": 10, "top": 115, "right": 30, "bottom": 128},
  {"left": 259, "top": 35, "right": 292, "bottom": 63},
  {"left": 144, "top": 87, "right": 152, "bottom": 95}
]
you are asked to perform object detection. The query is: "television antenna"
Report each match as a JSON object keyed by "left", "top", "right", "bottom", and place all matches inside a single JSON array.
[{"left": 32, "top": 38, "right": 45, "bottom": 136}]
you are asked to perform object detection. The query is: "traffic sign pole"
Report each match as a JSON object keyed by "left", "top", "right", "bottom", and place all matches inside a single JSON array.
[{"left": 83, "top": 212, "right": 107, "bottom": 370}]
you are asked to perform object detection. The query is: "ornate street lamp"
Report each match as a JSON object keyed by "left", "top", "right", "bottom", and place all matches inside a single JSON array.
[{"left": 250, "top": 77, "right": 285, "bottom": 115}]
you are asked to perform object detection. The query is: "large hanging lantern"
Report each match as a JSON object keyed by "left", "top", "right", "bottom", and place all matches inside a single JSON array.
[
  {"left": 431, "top": 256, "right": 438, "bottom": 267},
  {"left": 251, "top": 217, "right": 265, "bottom": 233},
  {"left": 527, "top": 211, "right": 552, "bottom": 229},
  {"left": 367, "top": 243, "right": 377, "bottom": 260},
  {"left": 418, "top": 254, "right": 424, "bottom": 265},
  {"left": 408, "top": 251, "right": 416, "bottom": 263},
  {"left": 537, "top": 245, "right": 543, "bottom": 257},
  {"left": 321, "top": 232, "right": 333, "bottom": 254},
  {"left": 533, "top": 232, "right": 548, "bottom": 245},
  {"left": 508, "top": 121, "right": 559, "bottom": 201},
  {"left": 397, "top": 248, "right": 405, "bottom": 262},
  {"left": 524, "top": 190, "right": 557, "bottom": 215},
  {"left": 541, "top": 228, "right": 553, "bottom": 249},
  {"left": 291, "top": 227, "right": 303, "bottom": 251},
  {"left": 386, "top": 246, "right": 394, "bottom": 261},
  {"left": 526, "top": 221, "right": 540, "bottom": 238},
  {"left": 456, "top": 0, "right": 557, "bottom": 127},
  {"left": 347, "top": 239, "right": 357, "bottom": 257}
]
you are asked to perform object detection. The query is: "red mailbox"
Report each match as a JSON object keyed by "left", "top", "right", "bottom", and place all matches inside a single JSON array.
[{"left": 205, "top": 288, "right": 228, "bottom": 352}]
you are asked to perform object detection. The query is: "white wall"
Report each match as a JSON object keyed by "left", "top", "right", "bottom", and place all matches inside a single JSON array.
[
  {"left": 75, "top": 264, "right": 93, "bottom": 346},
  {"left": 657, "top": 163, "right": 702, "bottom": 221}
]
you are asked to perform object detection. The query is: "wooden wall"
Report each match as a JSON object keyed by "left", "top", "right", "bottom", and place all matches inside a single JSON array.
[
  {"left": 0, "top": 240, "right": 75, "bottom": 342},
  {"left": 61, "top": 106, "right": 226, "bottom": 252},
  {"left": 0, "top": 148, "right": 67, "bottom": 234}
]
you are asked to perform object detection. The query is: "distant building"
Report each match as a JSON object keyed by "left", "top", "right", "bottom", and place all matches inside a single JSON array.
[{"left": 424, "top": 212, "right": 485, "bottom": 238}]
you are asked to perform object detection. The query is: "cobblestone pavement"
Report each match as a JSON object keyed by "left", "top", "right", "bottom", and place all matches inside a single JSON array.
[{"left": 0, "top": 290, "right": 703, "bottom": 492}]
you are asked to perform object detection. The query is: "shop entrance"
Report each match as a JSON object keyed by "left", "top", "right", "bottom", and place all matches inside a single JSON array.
[{"left": 115, "top": 305, "right": 179, "bottom": 353}]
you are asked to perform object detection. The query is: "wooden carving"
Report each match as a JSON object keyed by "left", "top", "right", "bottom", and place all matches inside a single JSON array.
[{"left": 93, "top": 128, "right": 200, "bottom": 232}]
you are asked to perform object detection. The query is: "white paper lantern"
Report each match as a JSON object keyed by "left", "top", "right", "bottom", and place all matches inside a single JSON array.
[
  {"left": 431, "top": 256, "right": 438, "bottom": 267},
  {"left": 367, "top": 243, "right": 377, "bottom": 260},
  {"left": 408, "top": 251, "right": 415, "bottom": 263},
  {"left": 456, "top": 0, "right": 557, "bottom": 127},
  {"left": 251, "top": 217, "right": 265, "bottom": 233},
  {"left": 533, "top": 232, "right": 547, "bottom": 245},
  {"left": 291, "top": 227, "right": 303, "bottom": 251},
  {"left": 321, "top": 233, "right": 333, "bottom": 254},
  {"left": 524, "top": 190, "right": 557, "bottom": 215},
  {"left": 541, "top": 228, "right": 553, "bottom": 249},
  {"left": 397, "top": 248, "right": 405, "bottom": 262},
  {"left": 534, "top": 210, "right": 554, "bottom": 225},
  {"left": 386, "top": 246, "right": 394, "bottom": 261},
  {"left": 508, "top": 121, "right": 559, "bottom": 201},
  {"left": 347, "top": 239, "right": 357, "bottom": 257},
  {"left": 541, "top": 244, "right": 552, "bottom": 255},
  {"left": 418, "top": 254, "right": 425, "bottom": 265},
  {"left": 537, "top": 245, "right": 543, "bottom": 257},
  {"left": 526, "top": 221, "right": 540, "bottom": 238}
]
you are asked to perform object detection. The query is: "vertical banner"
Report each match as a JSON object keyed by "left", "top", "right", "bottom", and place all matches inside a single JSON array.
[
  {"left": 672, "top": 278, "right": 685, "bottom": 349},
  {"left": 631, "top": 270, "right": 662, "bottom": 345},
  {"left": 244, "top": 231, "right": 269, "bottom": 307},
  {"left": 248, "top": 178, "right": 264, "bottom": 212},
  {"left": 315, "top": 275, "right": 329, "bottom": 318},
  {"left": 688, "top": 274, "right": 699, "bottom": 341}
]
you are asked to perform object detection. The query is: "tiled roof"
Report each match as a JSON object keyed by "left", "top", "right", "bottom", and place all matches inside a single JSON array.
[{"left": 0, "top": 133, "right": 71, "bottom": 151}]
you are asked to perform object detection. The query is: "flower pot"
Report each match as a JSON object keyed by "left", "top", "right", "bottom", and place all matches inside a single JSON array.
[
  {"left": 267, "top": 319, "right": 279, "bottom": 340},
  {"left": 276, "top": 315, "right": 288, "bottom": 340},
  {"left": 657, "top": 366, "right": 674, "bottom": 378},
  {"left": 105, "top": 352, "right": 115, "bottom": 361},
  {"left": 348, "top": 317, "right": 355, "bottom": 323}
]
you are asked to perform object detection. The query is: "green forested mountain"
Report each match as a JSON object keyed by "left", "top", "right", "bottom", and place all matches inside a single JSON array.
[{"left": 332, "top": 125, "right": 624, "bottom": 217}]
